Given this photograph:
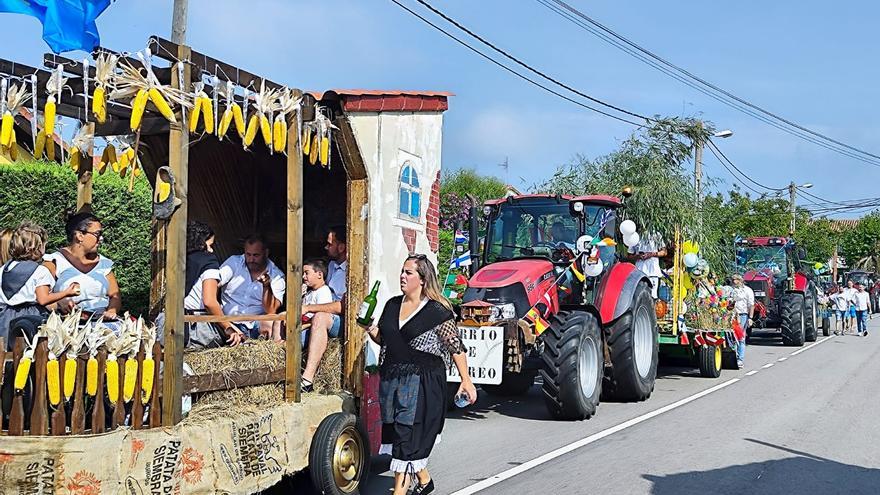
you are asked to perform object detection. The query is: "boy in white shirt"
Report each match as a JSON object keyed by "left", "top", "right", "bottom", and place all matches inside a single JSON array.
[
  {"left": 302, "top": 259, "right": 334, "bottom": 324},
  {"left": 830, "top": 286, "right": 850, "bottom": 335}
]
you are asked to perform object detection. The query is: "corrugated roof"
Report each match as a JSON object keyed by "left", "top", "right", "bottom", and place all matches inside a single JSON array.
[
  {"left": 830, "top": 219, "right": 860, "bottom": 231},
  {"left": 310, "top": 89, "right": 454, "bottom": 99}
]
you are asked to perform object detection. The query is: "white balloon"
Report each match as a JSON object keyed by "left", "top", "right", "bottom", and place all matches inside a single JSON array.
[
  {"left": 619, "top": 219, "right": 637, "bottom": 236},
  {"left": 680, "top": 302, "right": 688, "bottom": 315},
  {"left": 623, "top": 232, "right": 640, "bottom": 248},
  {"left": 584, "top": 258, "right": 604, "bottom": 277},
  {"left": 683, "top": 253, "right": 699, "bottom": 268}
]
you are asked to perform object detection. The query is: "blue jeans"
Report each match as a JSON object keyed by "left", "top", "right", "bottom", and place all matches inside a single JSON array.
[
  {"left": 301, "top": 313, "right": 341, "bottom": 346},
  {"left": 736, "top": 313, "right": 748, "bottom": 363},
  {"left": 857, "top": 310, "right": 868, "bottom": 333}
]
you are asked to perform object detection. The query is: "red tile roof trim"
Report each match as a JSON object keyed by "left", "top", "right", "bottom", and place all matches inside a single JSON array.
[{"left": 342, "top": 94, "right": 448, "bottom": 113}]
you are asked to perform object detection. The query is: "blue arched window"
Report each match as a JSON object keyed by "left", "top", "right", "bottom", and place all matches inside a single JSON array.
[{"left": 398, "top": 163, "right": 421, "bottom": 220}]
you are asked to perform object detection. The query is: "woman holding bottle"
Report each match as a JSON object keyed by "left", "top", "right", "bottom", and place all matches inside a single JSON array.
[{"left": 362, "top": 253, "right": 477, "bottom": 495}]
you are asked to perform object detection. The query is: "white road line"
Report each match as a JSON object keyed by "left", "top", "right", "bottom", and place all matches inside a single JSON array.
[
  {"left": 450, "top": 333, "right": 834, "bottom": 495},
  {"left": 790, "top": 336, "right": 831, "bottom": 356},
  {"left": 449, "top": 378, "right": 740, "bottom": 495},
  {"left": 778, "top": 357, "right": 788, "bottom": 362},
  {"left": 762, "top": 363, "right": 775, "bottom": 369}
]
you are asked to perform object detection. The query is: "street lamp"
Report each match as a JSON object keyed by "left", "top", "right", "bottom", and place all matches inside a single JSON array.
[
  {"left": 789, "top": 182, "right": 813, "bottom": 235},
  {"left": 695, "top": 128, "right": 733, "bottom": 203}
]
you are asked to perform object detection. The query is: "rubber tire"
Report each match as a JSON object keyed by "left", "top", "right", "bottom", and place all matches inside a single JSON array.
[
  {"left": 781, "top": 292, "right": 806, "bottom": 347},
  {"left": 540, "top": 310, "right": 603, "bottom": 420},
  {"left": 822, "top": 316, "right": 831, "bottom": 337},
  {"left": 804, "top": 289, "right": 818, "bottom": 342},
  {"left": 721, "top": 349, "right": 739, "bottom": 370},
  {"left": 482, "top": 370, "right": 536, "bottom": 397},
  {"left": 308, "top": 412, "right": 371, "bottom": 495},
  {"left": 697, "top": 345, "right": 722, "bottom": 378},
  {"left": 603, "top": 283, "right": 659, "bottom": 402}
]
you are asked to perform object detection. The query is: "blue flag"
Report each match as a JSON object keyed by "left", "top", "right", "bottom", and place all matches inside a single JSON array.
[
  {"left": 454, "top": 231, "right": 469, "bottom": 244},
  {"left": 450, "top": 251, "right": 472, "bottom": 269},
  {"left": 0, "top": 0, "right": 112, "bottom": 53}
]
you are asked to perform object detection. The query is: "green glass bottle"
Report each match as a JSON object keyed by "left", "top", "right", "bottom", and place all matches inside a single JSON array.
[{"left": 357, "top": 281, "right": 381, "bottom": 326}]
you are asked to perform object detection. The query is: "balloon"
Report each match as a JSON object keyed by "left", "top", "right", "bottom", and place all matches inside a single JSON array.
[
  {"left": 682, "top": 275, "right": 694, "bottom": 290},
  {"left": 814, "top": 262, "right": 823, "bottom": 270},
  {"left": 619, "top": 219, "right": 637, "bottom": 236},
  {"left": 683, "top": 253, "right": 699, "bottom": 268},
  {"left": 584, "top": 258, "right": 604, "bottom": 277},
  {"left": 680, "top": 302, "right": 688, "bottom": 315},
  {"left": 678, "top": 284, "right": 688, "bottom": 300},
  {"left": 682, "top": 240, "right": 700, "bottom": 255},
  {"left": 623, "top": 232, "right": 640, "bottom": 248}
]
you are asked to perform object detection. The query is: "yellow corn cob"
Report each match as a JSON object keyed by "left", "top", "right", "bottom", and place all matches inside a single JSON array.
[
  {"left": 259, "top": 113, "right": 272, "bottom": 146},
  {"left": 188, "top": 95, "right": 203, "bottom": 133},
  {"left": 14, "top": 354, "right": 32, "bottom": 392},
  {"left": 231, "top": 103, "right": 245, "bottom": 137},
  {"left": 302, "top": 126, "right": 312, "bottom": 155},
  {"left": 8, "top": 131, "right": 17, "bottom": 161},
  {"left": 243, "top": 114, "right": 259, "bottom": 147},
  {"left": 64, "top": 358, "right": 76, "bottom": 400},
  {"left": 92, "top": 86, "right": 107, "bottom": 123},
  {"left": 130, "top": 89, "right": 149, "bottom": 131},
  {"left": 46, "top": 135, "right": 55, "bottom": 162},
  {"left": 44, "top": 95, "right": 56, "bottom": 135},
  {"left": 114, "top": 148, "right": 128, "bottom": 174},
  {"left": 134, "top": 164, "right": 141, "bottom": 177},
  {"left": 99, "top": 144, "right": 117, "bottom": 174},
  {"left": 47, "top": 358, "right": 61, "bottom": 406},
  {"left": 273, "top": 116, "right": 287, "bottom": 153},
  {"left": 86, "top": 357, "right": 98, "bottom": 396},
  {"left": 320, "top": 135, "right": 330, "bottom": 166},
  {"left": 148, "top": 87, "right": 177, "bottom": 123},
  {"left": 218, "top": 108, "right": 233, "bottom": 138},
  {"left": 123, "top": 359, "right": 137, "bottom": 402},
  {"left": 141, "top": 357, "right": 155, "bottom": 405},
  {"left": 309, "top": 134, "right": 319, "bottom": 165},
  {"left": 69, "top": 147, "right": 80, "bottom": 172},
  {"left": 201, "top": 96, "right": 214, "bottom": 134},
  {"left": 0, "top": 111, "right": 13, "bottom": 147},
  {"left": 106, "top": 357, "right": 119, "bottom": 402},
  {"left": 34, "top": 131, "right": 46, "bottom": 159}
]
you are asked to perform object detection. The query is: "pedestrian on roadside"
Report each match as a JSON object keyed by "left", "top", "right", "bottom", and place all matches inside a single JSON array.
[
  {"left": 730, "top": 274, "right": 754, "bottom": 369},
  {"left": 854, "top": 283, "right": 871, "bottom": 337},
  {"left": 843, "top": 280, "right": 857, "bottom": 332},
  {"left": 830, "top": 286, "right": 849, "bottom": 335},
  {"left": 362, "top": 254, "right": 477, "bottom": 495}
]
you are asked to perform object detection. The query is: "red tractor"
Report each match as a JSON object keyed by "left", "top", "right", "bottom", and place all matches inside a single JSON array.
[
  {"left": 736, "top": 236, "right": 823, "bottom": 345},
  {"left": 450, "top": 194, "right": 659, "bottom": 420}
]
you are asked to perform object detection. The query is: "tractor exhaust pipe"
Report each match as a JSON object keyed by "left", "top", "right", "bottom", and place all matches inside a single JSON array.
[{"left": 469, "top": 204, "right": 480, "bottom": 276}]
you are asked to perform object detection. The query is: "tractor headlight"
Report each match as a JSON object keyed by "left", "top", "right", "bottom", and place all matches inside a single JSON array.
[
  {"left": 490, "top": 303, "right": 517, "bottom": 322},
  {"left": 572, "top": 201, "right": 584, "bottom": 212},
  {"left": 483, "top": 206, "right": 493, "bottom": 216}
]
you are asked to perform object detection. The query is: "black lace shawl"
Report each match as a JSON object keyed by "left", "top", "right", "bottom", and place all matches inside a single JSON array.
[{"left": 378, "top": 296, "right": 465, "bottom": 379}]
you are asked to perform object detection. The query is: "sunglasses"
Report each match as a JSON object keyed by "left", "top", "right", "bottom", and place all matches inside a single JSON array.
[
  {"left": 407, "top": 253, "right": 427, "bottom": 261},
  {"left": 80, "top": 229, "right": 105, "bottom": 242}
]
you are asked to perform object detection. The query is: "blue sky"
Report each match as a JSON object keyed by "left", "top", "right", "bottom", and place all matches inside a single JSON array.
[{"left": 2, "top": 1, "right": 877, "bottom": 216}]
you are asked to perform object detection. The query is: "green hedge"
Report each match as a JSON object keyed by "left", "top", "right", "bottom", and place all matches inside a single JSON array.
[{"left": 0, "top": 160, "right": 152, "bottom": 315}]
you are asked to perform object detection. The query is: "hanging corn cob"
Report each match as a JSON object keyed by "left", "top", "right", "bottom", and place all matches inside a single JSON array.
[
  {"left": 92, "top": 53, "right": 118, "bottom": 124},
  {"left": 84, "top": 320, "right": 112, "bottom": 397},
  {"left": 270, "top": 89, "right": 301, "bottom": 154},
  {"left": 1, "top": 81, "right": 31, "bottom": 155},
  {"left": 64, "top": 315, "right": 89, "bottom": 401},
  {"left": 244, "top": 79, "right": 279, "bottom": 151},
  {"left": 314, "top": 107, "right": 337, "bottom": 168},
  {"left": 111, "top": 50, "right": 189, "bottom": 133},
  {"left": 14, "top": 330, "right": 40, "bottom": 392},
  {"left": 140, "top": 319, "right": 157, "bottom": 405},
  {"left": 43, "top": 66, "right": 66, "bottom": 141},
  {"left": 43, "top": 311, "right": 75, "bottom": 407},
  {"left": 217, "top": 81, "right": 235, "bottom": 140},
  {"left": 98, "top": 141, "right": 118, "bottom": 174},
  {"left": 68, "top": 125, "right": 94, "bottom": 173},
  {"left": 301, "top": 124, "right": 312, "bottom": 155}
]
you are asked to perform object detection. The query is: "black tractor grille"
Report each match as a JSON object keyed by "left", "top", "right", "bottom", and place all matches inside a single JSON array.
[{"left": 746, "top": 281, "right": 765, "bottom": 293}]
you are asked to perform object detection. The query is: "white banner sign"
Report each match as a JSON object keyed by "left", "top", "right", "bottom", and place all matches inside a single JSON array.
[{"left": 447, "top": 325, "right": 504, "bottom": 385}]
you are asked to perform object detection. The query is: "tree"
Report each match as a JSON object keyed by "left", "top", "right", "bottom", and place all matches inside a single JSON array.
[
  {"left": 439, "top": 168, "right": 507, "bottom": 229},
  {"left": 839, "top": 212, "right": 880, "bottom": 272}
]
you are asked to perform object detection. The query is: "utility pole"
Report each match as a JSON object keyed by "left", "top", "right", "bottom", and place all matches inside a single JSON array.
[
  {"left": 789, "top": 181, "right": 797, "bottom": 236},
  {"left": 172, "top": 0, "right": 188, "bottom": 43}
]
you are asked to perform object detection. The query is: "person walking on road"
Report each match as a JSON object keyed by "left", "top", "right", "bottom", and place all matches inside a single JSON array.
[
  {"left": 854, "top": 283, "right": 871, "bottom": 337},
  {"left": 363, "top": 254, "right": 477, "bottom": 495},
  {"left": 730, "top": 274, "right": 754, "bottom": 369},
  {"left": 843, "top": 280, "right": 857, "bottom": 333},
  {"left": 830, "top": 286, "right": 850, "bottom": 335}
]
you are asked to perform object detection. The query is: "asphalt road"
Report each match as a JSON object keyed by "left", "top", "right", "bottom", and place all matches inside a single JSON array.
[{"left": 356, "top": 317, "right": 880, "bottom": 495}]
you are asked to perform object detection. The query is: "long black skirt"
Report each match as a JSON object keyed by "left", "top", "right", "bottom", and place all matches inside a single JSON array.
[{"left": 381, "top": 365, "right": 447, "bottom": 472}]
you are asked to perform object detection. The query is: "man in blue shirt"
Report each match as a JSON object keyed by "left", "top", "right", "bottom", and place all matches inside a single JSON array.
[{"left": 300, "top": 225, "right": 347, "bottom": 392}]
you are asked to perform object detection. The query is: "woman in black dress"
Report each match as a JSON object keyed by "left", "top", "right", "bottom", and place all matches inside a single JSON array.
[{"left": 364, "top": 254, "right": 477, "bottom": 495}]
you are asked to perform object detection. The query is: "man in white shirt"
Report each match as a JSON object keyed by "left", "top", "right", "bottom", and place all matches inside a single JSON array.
[
  {"left": 219, "top": 234, "right": 286, "bottom": 338},
  {"left": 842, "top": 279, "right": 858, "bottom": 332},
  {"left": 301, "top": 226, "right": 348, "bottom": 392},
  {"left": 854, "top": 283, "right": 871, "bottom": 337},
  {"left": 730, "top": 274, "right": 755, "bottom": 369},
  {"left": 627, "top": 233, "right": 667, "bottom": 297}
]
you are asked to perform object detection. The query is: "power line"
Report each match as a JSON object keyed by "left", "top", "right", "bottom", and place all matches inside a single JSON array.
[
  {"left": 387, "top": 0, "right": 645, "bottom": 126},
  {"left": 539, "top": 0, "right": 880, "bottom": 167}
]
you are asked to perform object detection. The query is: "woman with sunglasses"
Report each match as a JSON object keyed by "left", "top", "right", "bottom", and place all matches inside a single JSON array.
[
  {"left": 362, "top": 253, "right": 477, "bottom": 495},
  {"left": 42, "top": 212, "right": 122, "bottom": 322}
]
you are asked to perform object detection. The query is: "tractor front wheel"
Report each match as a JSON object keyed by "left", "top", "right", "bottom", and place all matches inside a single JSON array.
[
  {"left": 540, "top": 311, "right": 603, "bottom": 420},
  {"left": 603, "top": 283, "right": 659, "bottom": 401},
  {"left": 804, "top": 290, "right": 818, "bottom": 342},
  {"left": 822, "top": 315, "right": 831, "bottom": 336},
  {"left": 698, "top": 345, "right": 723, "bottom": 378},
  {"left": 781, "top": 292, "right": 806, "bottom": 347}
]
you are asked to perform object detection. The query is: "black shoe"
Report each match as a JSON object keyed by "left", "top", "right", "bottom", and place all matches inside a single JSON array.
[
  {"left": 412, "top": 479, "right": 434, "bottom": 495},
  {"left": 301, "top": 379, "right": 314, "bottom": 393}
]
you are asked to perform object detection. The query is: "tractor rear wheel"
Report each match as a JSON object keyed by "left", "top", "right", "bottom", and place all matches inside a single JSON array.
[
  {"left": 540, "top": 311, "right": 603, "bottom": 420},
  {"left": 804, "top": 290, "right": 818, "bottom": 342},
  {"left": 822, "top": 315, "right": 831, "bottom": 336},
  {"left": 781, "top": 292, "right": 806, "bottom": 346},
  {"left": 603, "top": 283, "right": 659, "bottom": 401},
  {"left": 698, "top": 345, "right": 723, "bottom": 378}
]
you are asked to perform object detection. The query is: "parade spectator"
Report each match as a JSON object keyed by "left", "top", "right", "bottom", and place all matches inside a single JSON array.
[
  {"left": 843, "top": 280, "right": 857, "bottom": 332},
  {"left": 730, "top": 274, "right": 754, "bottom": 369},
  {"left": 0, "top": 222, "right": 78, "bottom": 340},
  {"left": 0, "top": 228, "right": 12, "bottom": 265},
  {"left": 301, "top": 226, "right": 347, "bottom": 393},
  {"left": 362, "top": 254, "right": 476, "bottom": 495},
  {"left": 854, "top": 283, "right": 870, "bottom": 337},
  {"left": 830, "top": 286, "right": 849, "bottom": 335},
  {"left": 219, "top": 234, "right": 286, "bottom": 339},
  {"left": 43, "top": 212, "right": 122, "bottom": 320}
]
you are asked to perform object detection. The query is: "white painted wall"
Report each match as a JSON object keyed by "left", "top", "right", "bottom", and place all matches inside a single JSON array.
[{"left": 347, "top": 111, "right": 444, "bottom": 363}]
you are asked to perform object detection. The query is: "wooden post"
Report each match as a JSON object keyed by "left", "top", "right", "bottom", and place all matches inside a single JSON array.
[
  {"left": 8, "top": 337, "right": 24, "bottom": 436},
  {"left": 284, "top": 111, "right": 303, "bottom": 403},
  {"left": 132, "top": 346, "right": 145, "bottom": 429},
  {"left": 149, "top": 342, "right": 162, "bottom": 427},
  {"left": 344, "top": 179, "right": 368, "bottom": 396},
  {"left": 162, "top": 44, "right": 191, "bottom": 426},
  {"left": 76, "top": 122, "right": 95, "bottom": 212},
  {"left": 91, "top": 349, "right": 106, "bottom": 433},
  {"left": 30, "top": 339, "right": 49, "bottom": 435},
  {"left": 70, "top": 355, "right": 86, "bottom": 434}
]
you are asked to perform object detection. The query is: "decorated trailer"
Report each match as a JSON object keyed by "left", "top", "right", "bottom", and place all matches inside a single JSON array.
[{"left": 0, "top": 36, "right": 449, "bottom": 495}]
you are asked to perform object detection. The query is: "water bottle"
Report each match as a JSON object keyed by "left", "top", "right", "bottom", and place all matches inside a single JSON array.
[{"left": 454, "top": 392, "right": 470, "bottom": 408}]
